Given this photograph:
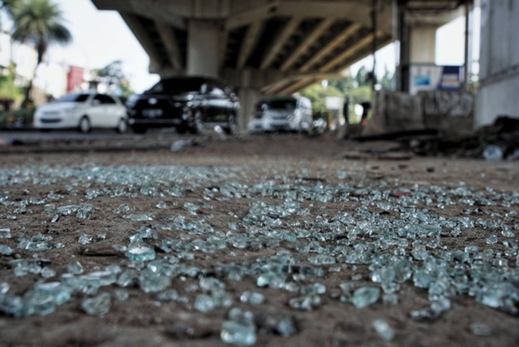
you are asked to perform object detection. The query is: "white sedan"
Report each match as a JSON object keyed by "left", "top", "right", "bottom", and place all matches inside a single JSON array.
[{"left": 34, "top": 92, "right": 128, "bottom": 133}]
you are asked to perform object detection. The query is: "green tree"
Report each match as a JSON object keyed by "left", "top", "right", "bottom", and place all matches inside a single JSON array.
[
  {"left": 92, "top": 60, "right": 134, "bottom": 101},
  {"left": 379, "top": 65, "right": 395, "bottom": 91},
  {"left": 0, "top": 62, "right": 22, "bottom": 102},
  {"left": 328, "top": 75, "right": 355, "bottom": 93},
  {"left": 0, "top": 0, "right": 20, "bottom": 18},
  {"left": 355, "top": 66, "right": 370, "bottom": 87},
  {"left": 300, "top": 84, "right": 343, "bottom": 113},
  {"left": 10, "top": 0, "right": 71, "bottom": 106}
]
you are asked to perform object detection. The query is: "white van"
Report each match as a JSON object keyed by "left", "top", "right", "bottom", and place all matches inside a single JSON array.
[{"left": 248, "top": 96, "right": 313, "bottom": 133}]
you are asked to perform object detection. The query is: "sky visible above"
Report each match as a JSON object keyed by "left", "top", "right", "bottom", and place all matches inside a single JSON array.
[
  {"left": 49, "top": 0, "right": 160, "bottom": 92},
  {"left": 44, "top": 0, "right": 479, "bottom": 93}
]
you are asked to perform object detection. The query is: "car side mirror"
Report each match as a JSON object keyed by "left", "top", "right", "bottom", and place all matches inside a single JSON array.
[
  {"left": 200, "top": 84, "right": 208, "bottom": 94},
  {"left": 92, "top": 99, "right": 101, "bottom": 106}
]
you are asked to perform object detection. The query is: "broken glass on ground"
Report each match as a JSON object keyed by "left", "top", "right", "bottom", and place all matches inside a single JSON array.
[{"left": 0, "top": 164, "right": 517, "bottom": 345}]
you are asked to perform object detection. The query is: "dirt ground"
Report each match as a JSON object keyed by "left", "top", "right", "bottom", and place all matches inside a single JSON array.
[{"left": 0, "top": 134, "right": 518, "bottom": 347}]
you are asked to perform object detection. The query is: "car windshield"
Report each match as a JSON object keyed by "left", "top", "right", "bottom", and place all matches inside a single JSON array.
[
  {"left": 147, "top": 78, "right": 206, "bottom": 94},
  {"left": 55, "top": 93, "right": 90, "bottom": 103},
  {"left": 267, "top": 99, "right": 296, "bottom": 110}
]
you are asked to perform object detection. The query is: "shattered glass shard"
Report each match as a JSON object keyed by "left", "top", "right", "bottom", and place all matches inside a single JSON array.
[
  {"left": 56, "top": 205, "right": 79, "bottom": 216},
  {"left": 156, "top": 289, "right": 179, "bottom": 302},
  {"left": 470, "top": 322, "right": 492, "bottom": 336},
  {"left": 352, "top": 287, "right": 380, "bottom": 308},
  {"left": 0, "top": 244, "right": 13, "bottom": 255},
  {"left": 126, "top": 246, "right": 156, "bottom": 262},
  {"left": 0, "top": 228, "right": 12, "bottom": 238},
  {"left": 138, "top": 268, "right": 171, "bottom": 293},
  {"left": 67, "top": 261, "right": 84, "bottom": 275},
  {"left": 221, "top": 321, "right": 256, "bottom": 346},
  {"left": 125, "top": 213, "right": 154, "bottom": 221},
  {"left": 194, "top": 294, "right": 215, "bottom": 312},
  {"left": 78, "top": 234, "right": 94, "bottom": 245},
  {"left": 240, "top": 291, "right": 265, "bottom": 305},
  {"left": 372, "top": 318, "right": 395, "bottom": 341},
  {"left": 81, "top": 292, "right": 111, "bottom": 315}
]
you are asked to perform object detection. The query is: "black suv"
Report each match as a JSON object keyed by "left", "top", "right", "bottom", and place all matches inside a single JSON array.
[{"left": 126, "top": 76, "right": 239, "bottom": 134}]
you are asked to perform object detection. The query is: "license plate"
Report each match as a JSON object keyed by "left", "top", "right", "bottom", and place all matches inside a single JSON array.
[{"left": 142, "top": 109, "right": 163, "bottom": 118}]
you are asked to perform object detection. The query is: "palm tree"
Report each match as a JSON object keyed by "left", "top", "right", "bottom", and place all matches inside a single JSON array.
[
  {"left": 0, "top": 0, "right": 20, "bottom": 30},
  {"left": 0, "top": 0, "right": 20, "bottom": 15},
  {"left": 11, "top": 0, "right": 71, "bottom": 106}
]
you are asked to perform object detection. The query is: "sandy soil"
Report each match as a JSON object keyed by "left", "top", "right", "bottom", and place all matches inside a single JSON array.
[{"left": 0, "top": 134, "right": 518, "bottom": 347}]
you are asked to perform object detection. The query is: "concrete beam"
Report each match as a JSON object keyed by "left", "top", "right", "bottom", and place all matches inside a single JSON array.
[
  {"left": 155, "top": 22, "right": 183, "bottom": 72},
  {"left": 332, "top": 36, "right": 393, "bottom": 74},
  {"left": 275, "top": 1, "right": 392, "bottom": 32},
  {"left": 226, "top": 3, "right": 276, "bottom": 30},
  {"left": 260, "top": 18, "right": 302, "bottom": 70},
  {"left": 277, "top": 78, "right": 317, "bottom": 95},
  {"left": 94, "top": 0, "right": 231, "bottom": 22},
  {"left": 237, "top": 20, "right": 263, "bottom": 69},
  {"left": 226, "top": 1, "right": 392, "bottom": 32},
  {"left": 319, "top": 31, "right": 386, "bottom": 72},
  {"left": 280, "top": 18, "right": 335, "bottom": 72},
  {"left": 299, "top": 23, "right": 362, "bottom": 73},
  {"left": 120, "top": 13, "right": 163, "bottom": 73},
  {"left": 103, "top": 0, "right": 186, "bottom": 30},
  {"left": 261, "top": 72, "right": 341, "bottom": 94},
  {"left": 262, "top": 80, "right": 292, "bottom": 95}
]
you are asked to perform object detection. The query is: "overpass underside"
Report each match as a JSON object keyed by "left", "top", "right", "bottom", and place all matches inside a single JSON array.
[{"left": 92, "top": 0, "right": 465, "bottom": 129}]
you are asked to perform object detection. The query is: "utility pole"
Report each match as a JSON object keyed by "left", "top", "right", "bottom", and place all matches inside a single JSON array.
[
  {"left": 463, "top": 0, "right": 472, "bottom": 92},
  {"left": 371, "top": 0, "right": 378, "bottom": 91}
]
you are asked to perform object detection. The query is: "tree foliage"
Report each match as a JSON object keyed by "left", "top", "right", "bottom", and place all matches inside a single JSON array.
[
  {"left": 9, "top": 0, "right": 72, "bottom": 106},
  {"left": 300, "top": 84, "right": 343, "bottom": 113},
  {"left": 92, "top": 60, "right": 134, "bottom": 100},
  {"left": 379, "top": 65, "right": 395, "bottom": 91},
  {"left": 0, "top": 63, "right": 22, "bottom": 102}
]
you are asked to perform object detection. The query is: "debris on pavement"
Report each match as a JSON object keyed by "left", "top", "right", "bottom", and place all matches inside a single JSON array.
[{"left": 0, "top": 159, "right": 518, "bottom": 346}]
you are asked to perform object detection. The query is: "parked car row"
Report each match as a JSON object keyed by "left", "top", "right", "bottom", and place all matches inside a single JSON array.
[
  {"left": 33, "top": 76, "right": 240, "bottom": 135},
  {"left": 33, "top": 76, "right": 323, "bottom": 136}
]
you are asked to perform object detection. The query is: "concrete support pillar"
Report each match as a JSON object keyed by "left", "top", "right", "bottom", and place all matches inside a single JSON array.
[
  {"left": 237, "top": 87, "right": 261, "bottom": 133},
  {"left": 397, "top": 20, "right": 437, "bottom": 92},
  {"left": 395, "top": 0, "right": 408, "bottom": 92},
  {"left": 409, "top": 26, "right": 437, "bottom": 63},
  {"left": 187, "top": 20, "right": 221, "bottom": 77}
]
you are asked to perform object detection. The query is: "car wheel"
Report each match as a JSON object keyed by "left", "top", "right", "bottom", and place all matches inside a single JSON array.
[
  {"left": 132, "top": 126, "right": 147, "bottom": 134},
  {"left": 224, "top": 113, "right": 237, "bottom": 135},
  {"left": 190, "top": 110, "right": 205, "bottom": 134},
  {"left": 78, "top": 116, "right": 91, "bottom": 134},
  {"left": 116, "top": 118, "right": 128, "bottom": 134}
]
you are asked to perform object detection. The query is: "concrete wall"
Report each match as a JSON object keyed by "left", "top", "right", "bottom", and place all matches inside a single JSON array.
[
  {"left": 365, "top": 91, "right": 424, "bottom": 135},
  {"left": 365, "top": 91, "right": 475, "bottom": 137},
  {"left": 421, "top": 91, "right": 474, "bottom": 135},
  {"left": 476, "top": 0, "right": 519, "bottom": 125}
]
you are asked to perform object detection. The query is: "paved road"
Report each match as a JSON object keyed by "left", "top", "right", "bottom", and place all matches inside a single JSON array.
[{"left": 0, "top": 128, "right": 185, "bottom": 143}]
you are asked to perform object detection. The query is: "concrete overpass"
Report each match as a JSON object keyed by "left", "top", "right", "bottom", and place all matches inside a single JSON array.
[{"left": 92, "top": 0, "right": 467, "bottom": 129}]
